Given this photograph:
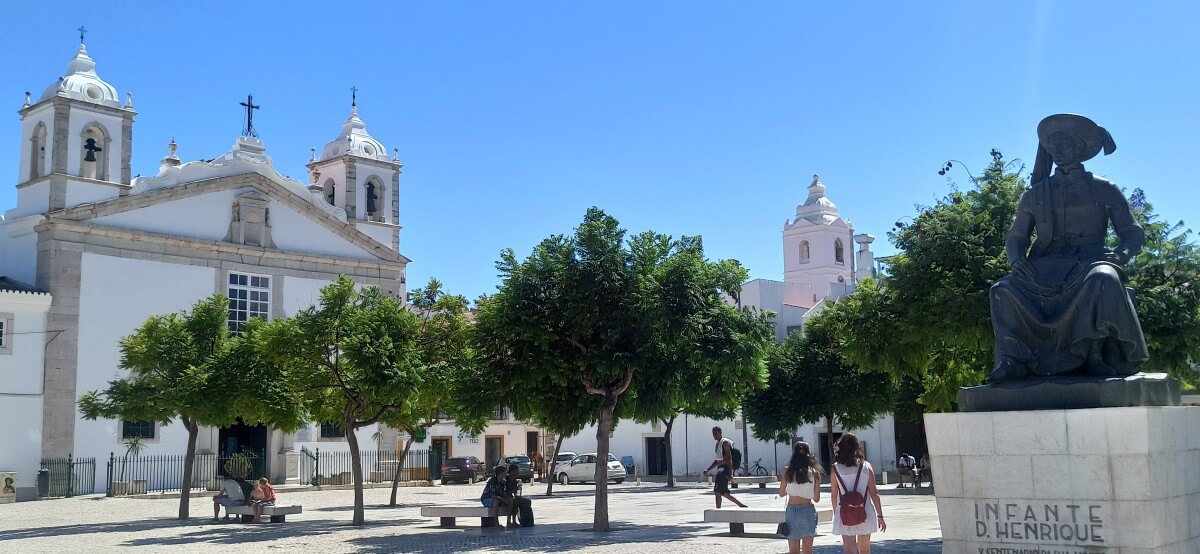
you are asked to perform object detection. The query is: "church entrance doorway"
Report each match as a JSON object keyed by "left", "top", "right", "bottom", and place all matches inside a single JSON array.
[
  {"left": 218, "top": 417, "right": 268, "bottom": 478},
  {"left": 644, "top": 437, "right": 667, "bottom": 475}
]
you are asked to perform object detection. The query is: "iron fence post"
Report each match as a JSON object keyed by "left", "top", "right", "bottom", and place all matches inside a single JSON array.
[{"left": 106, "top": 453, "right": 114, "bottom": 497}]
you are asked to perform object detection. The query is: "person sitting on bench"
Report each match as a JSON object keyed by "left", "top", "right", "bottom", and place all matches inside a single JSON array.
[
  {"left": 897, "top": 453, "right": 916, "bottom": 488},
  {"left": 212, "top": 477, "right": 251, "bottom": 521},
  {"left": 249, "top": 477, "right": 277, "bottom": 524},
  {"left": 481, "top": 466, "right": 514, "bottom": 528}
]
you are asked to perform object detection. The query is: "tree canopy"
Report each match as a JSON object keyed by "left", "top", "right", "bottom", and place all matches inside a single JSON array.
[
  {"left": 259, "top": 276, "right": 423, "bottom": 525},
  {"left": 79, "top": 295, "right": 301, "bottom": 519},
  {"left": 744, "top": 308, "right": 893, "bottom": 464},
  {"left": 468, "top": 208, "right": 773, "bottom": 530}
]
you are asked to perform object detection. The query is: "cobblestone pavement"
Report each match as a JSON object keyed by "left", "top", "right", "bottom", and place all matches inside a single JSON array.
[{"left": 0, "top": 481, "right": 941, "bottom": 553}]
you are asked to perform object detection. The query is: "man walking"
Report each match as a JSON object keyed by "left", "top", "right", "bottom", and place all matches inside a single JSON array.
[{"left": 704, "top": 426, "right": 746, "bottom": 508}]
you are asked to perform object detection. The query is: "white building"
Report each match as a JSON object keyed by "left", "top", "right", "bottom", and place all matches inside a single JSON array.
[
  {"left": 0, "top": 42, "right": 539, "bottom": 498},
  {"left": 560, "top": 175, "right": 898, "bottom": 478}
]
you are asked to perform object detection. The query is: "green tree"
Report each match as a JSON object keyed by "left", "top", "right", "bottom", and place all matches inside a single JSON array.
[
  {"left": 260, "top": 276, "right": 422, "bottom": 525},
  {"left": 471, "top": 208, "right": 771, "bottom": 530},
  {"left": 744, "top": 309, "right": 894, "bottom": 466},
  {"left": 628, "top": 249, "right": 772, "bottom": 488},
  {"left": 384, "top": 278, "right": 474, "bottom": 507},
  {"left": 78, "top": 295, "right": 287, "bottom": 519}
]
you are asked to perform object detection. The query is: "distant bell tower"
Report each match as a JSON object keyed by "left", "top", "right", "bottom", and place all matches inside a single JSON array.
[
  {"left": 306, "top": 88, "right": 402, "bottom": 252},
  {"left": 782, "top": 175, "right": 855, "bottom": 303},
  {"left": 13, "top": 36, "right": 136, "bottom": 218}
]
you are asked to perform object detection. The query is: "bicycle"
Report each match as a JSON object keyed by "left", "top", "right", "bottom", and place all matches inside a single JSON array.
[{"left": 746, "top": 458, "right": 769, "bottom": 476}]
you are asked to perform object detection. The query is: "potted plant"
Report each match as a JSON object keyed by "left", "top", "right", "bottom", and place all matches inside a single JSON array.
[{"left": 112, "top": 438, "right": 146, "bottom": 496}]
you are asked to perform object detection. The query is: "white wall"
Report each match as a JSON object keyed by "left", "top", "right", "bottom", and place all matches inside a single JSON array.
[
  {"left": 0, "top": 293, "right": 50, "bottom": 500},
  {"left": 11, "top": 182, "right": 51, "bottom": 219},
  {"left": 92, "top": 189, "right": 238, "bottom": 242},
  {"left": 64, "top": 181, "right": 120, "bottom": 208},
  {"left": 0, "top": 217, "right": 41, "bottom": 285},
  {"left": 74, "top": 254, "right": 217, "bottom": 471},
  {"left": 355, "top": 221, "right": 394, "bottom": 247},
  {"left": 268, "top": 199, "right": 373, "bottom": 260}
]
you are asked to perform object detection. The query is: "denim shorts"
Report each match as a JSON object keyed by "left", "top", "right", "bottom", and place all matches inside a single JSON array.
[
  {"left": 785, "top": 503, "right": 818, "bottom": 539},
  {"left": 217, "top": 497, "right": 243, "bottom": 508},
  {"left": 481, "top": 497, "right": 494, "bottom": 508}
]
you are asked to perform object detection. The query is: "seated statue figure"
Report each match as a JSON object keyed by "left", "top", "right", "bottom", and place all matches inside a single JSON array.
[{"left": 988, "top": 114, "right": 1149, "bottom": 382}]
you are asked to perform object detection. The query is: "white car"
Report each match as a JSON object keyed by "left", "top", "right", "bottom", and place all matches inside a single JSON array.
[{"left": 557, "top": 453, "right": 626, "bottom": 485}]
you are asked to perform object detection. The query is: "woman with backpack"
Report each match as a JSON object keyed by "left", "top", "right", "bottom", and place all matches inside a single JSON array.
[
  {"left": 777, "top": 441, "right": 822, "bottom": 554},
  {"left": 830, "top": 433, "right": 885, "bottom": 553}
]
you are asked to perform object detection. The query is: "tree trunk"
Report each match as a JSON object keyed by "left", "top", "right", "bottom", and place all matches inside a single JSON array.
[
  {"left": 389, "top": 433, "right": 416, "bottom": 507},
  {"left": 346, "top": 419, "right": 366, "bottom": 525},
  {"left": 178, "top": 419, "right": 198, "bottom": 520},
  {"left": 740, "top": 404, "right": 750, "bottom": 476},
  {"left": 544, "top": 434, "right": 565, "bottom": 497},
  {"left": 825, "top": 413, "right": 836, "bottom": 480},
  {"left": 593, "top": 394, "right": 617, "bottom": 532},
  {"left": 662, "top": 415, "right": 676, "bottom": 488}
]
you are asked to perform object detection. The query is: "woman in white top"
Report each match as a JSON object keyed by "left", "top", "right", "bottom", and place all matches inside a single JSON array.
[
  {"left": 777, "top": 441, "right": 822, "bottom": 554},
  {"left": 830, "top": 433, "right": 885, "bottom": 553}
]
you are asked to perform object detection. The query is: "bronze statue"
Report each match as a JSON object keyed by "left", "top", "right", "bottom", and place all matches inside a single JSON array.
[{"left": 987, "top": 114, "right": 1149, "bottom": 383}]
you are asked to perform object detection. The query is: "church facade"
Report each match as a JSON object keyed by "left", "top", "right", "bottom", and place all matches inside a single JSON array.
[
  {"left": 559, "top": 175, "right": 899, "bottom": 478},
  {"left": 0, "top": 42, "right": 540, "bottom": 500}
]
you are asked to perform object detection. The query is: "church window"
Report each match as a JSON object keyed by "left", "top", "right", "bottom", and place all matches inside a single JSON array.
[
  {"left": 320, "top": 422, "right": 346, "bottom": 438},
  {"left": 799, "top": 241, "right": 810, "bottom": 264},
  {"left": 227, "top": 272, "right": 271, "bottom": 334},
  {"left": 79, "top": 123, "right": 110, "bottom": 181},
  {"left": 0, "top": 313, "right": 10, "bottom": 355},
  {"left": 29, "top": 122, "right": 47, "bottom": 180},
  {"left": 0, "top": 319, "right": 6, "bottom": 351},
  {"left": 122, "top": 420, "right": 156, "bottom": 440},
  {"left": 834, "top": 238, "right": 845, "bottom": 265}
]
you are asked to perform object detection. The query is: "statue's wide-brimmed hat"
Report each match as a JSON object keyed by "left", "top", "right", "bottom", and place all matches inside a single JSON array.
[{"left": 1036, "top": 113, "right": 1116, "bottom": 162}]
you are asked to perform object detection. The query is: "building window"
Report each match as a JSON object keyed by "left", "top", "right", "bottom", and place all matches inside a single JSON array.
[
  {"left": 320, "top": 422, "right": 346, "bottom": 438},
  {"left": 491, "top": 408, "right": 510, "bottom": 421},
  {"left": 786, "top": 325, "right": 803, "bottom": 336},
  {"left": 122, "top": 420, "right": 156, "bottom": 440},
  {"left": 799, "top": 241, "right": 810, "bottom": 264},
  {"left": 834, "top": 238, "right": 845, "bottom": 265},
  {"left": 227, "top": 272, "right": 270, "bottom": 334},
  {"left": 0, "top": 319, "right": 6, "bottom": 352}
]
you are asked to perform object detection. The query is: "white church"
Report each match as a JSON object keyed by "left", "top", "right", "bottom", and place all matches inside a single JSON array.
[
  {"left": 560, "top": 175, "right": 902, "bottom": 479},
  {"left": 0, "top": 41, "right": 541, "bottom": 500}
]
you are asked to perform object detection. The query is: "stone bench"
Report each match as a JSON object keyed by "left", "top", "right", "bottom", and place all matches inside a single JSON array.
[
  {"left": 731, "top": 476, "right": 775, "bottom": 489},
  {"left": 420, "top": 505, "right": 511, "bottom": 528},
  {"left": 225, "top": 504, "right": 302, "bottom": 523},
  {"left": 703, "top": 507, "right": 832, "bottom": 536}
]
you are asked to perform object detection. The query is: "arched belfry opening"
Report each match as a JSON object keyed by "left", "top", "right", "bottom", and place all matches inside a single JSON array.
[
  {"left": 365, "top": 177, "right": 383, "bottom": 221},
  {"left": 834, "top": 238, "right": 845, "bottom": 264},
  {"left": 322, "top": 178, "right": 336, "bottom": 206},
  {"left": 29, "top": 122, "right": 48, "bottom": 180},
  {"left": 799, "top": 240, "right": 810, "bottom": 264},
  {"left": 80, "top": 123, "right": 111, "bottom": 181}
]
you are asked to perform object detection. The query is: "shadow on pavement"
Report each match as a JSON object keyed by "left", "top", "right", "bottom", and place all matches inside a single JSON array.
[
  {"left": 119, "top": 518, "right": 424, "bottom": 546},
  {"left": 346, "top": 521, "right": 711, "bottom": 553}
]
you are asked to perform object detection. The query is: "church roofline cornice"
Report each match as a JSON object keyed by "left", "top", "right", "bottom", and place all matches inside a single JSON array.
[
  {"left": 16, "top": 172, "right": 133, "bottom": 191},
  {"left": 19, "top": 96, "right": 135, "bottom": 119}
]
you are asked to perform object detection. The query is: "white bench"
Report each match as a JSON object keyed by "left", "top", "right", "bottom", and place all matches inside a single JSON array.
[
  {"left": 225, "top": 504, "right": 303, "bottom": 523},
  {"left": 731, "top": 476, "right": 775, "bottom": 489},
  {"left": 420, "top": 505, "right": 511, "bottom": 528},
  {"left": 703, "top": 507, "right": 832, "bottom": 536}
]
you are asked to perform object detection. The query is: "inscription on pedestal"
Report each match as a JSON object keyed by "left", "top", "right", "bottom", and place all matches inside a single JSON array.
[{"left": 973, "top": 501, "right": 1107, "bottom": 545}]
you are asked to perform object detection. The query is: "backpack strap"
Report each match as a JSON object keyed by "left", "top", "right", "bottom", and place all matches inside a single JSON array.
[{"left": 851, "top": 463, "right": 863, "bottom": 494}]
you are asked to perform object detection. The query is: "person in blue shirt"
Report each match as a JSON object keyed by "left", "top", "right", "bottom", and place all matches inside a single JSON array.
[{"left": 481, "top": 465, "right": 514, "bottom": 526}]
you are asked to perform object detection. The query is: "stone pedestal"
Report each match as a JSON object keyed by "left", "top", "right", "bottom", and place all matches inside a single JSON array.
[{"left": 925, "top": 406, "right": 1200, "bottom": 553}]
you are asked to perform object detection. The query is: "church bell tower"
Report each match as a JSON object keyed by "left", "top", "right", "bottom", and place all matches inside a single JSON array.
[
  {"left": 307, "top": 90, "right": 402, "bottom": 251},
  {"left": 13, "top": 33, "right": 135, "bottom": 218}
]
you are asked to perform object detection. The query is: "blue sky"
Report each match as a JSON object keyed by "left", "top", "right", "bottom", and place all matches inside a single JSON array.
[{"left": 2, "top": 2, "right": 1196, "bottom": 300}]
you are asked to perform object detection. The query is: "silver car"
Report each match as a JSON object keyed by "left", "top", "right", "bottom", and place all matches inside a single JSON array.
[{"left": 556, "top": 453, "right": 626, "bottom": 485}]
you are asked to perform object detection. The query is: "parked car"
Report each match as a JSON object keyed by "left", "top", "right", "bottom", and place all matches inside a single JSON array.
[
  {"left": 546, "top": 451, "right": 576, "bottom": 480},
  {"left": 440, "top": 456, "right": 484, "bottom": 484},
  {"left": 557, "top": 453, "right": 626, "bottom": 485},
  {"left": 502, "top": 455, "right": 534, "bottom": 483}
]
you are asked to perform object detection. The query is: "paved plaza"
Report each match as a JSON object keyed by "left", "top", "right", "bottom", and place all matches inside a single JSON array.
[{"left": 0, "top": 481, "right": 940, "bottom": 553}]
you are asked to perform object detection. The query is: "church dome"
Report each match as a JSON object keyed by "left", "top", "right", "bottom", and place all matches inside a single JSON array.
[
  {"left": 794, "top": 174, "right": 840, "bottom": 223},
  {"left": 319, "top": 106, "right": 391, "bottom": 162},
  {"left": 39, "top": 44, "right": 121, "bottom": 108}
]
